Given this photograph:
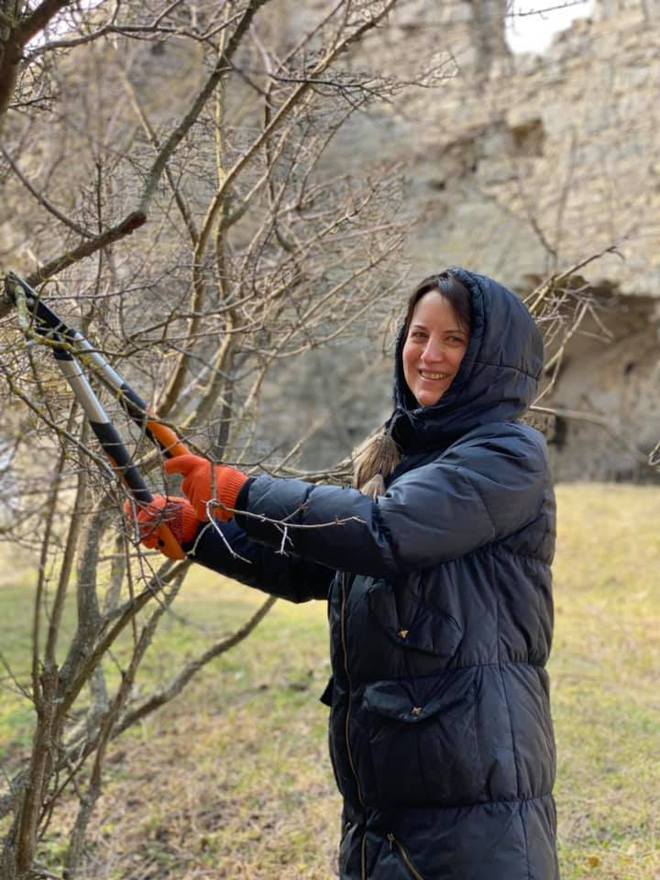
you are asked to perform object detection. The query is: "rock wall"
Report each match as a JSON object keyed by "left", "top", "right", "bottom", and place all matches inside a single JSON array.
[
  {"left": 313, "top": 0, "right": 660, "bottom": 480},
  {"left": 327, "top": 0, "right": 660, "bottom": 294},
  {"left": 86, "top": 1, "right": 660, "bottom": 481},
  {"left": 6, "top": 3, "right": 657, "bottom": 481},
  {"left": 544, "top": 291, "right": 660, "bottom": 481}
]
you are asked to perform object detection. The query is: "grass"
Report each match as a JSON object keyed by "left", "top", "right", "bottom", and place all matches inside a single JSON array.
[
  {"left": 0, "top": 483, "right": 658, "bottom": 878},
  {"left": 550, "top": 484, "right": 659, "bottom": 879}
]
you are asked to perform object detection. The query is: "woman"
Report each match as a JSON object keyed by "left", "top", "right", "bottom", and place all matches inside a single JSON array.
[{"left": 131, "top": 267, "right": 558, "bottom": 879}]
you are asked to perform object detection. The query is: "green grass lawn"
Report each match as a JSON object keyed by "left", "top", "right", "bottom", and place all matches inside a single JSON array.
[{"left": 1, "top": 483, "right": 658, "bottom": 878}]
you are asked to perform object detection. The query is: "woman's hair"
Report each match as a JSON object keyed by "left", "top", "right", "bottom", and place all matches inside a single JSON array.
[
  {"left": 402, "top": 271, "right": 472, "bottom": 341},
  {"left": 352, "top": 271, "right": 472, "bottom": 498}
]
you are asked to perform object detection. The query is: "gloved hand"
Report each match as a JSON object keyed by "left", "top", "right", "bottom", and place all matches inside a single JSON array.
[
  {"left": 164, "top": 453, "right": 248, "bottom": 522},
  {"left": 124, "top": 495, "right": 201, "bottom": 558}
]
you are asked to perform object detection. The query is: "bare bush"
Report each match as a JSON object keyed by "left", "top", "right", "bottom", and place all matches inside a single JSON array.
[{"left": 0, "top": 2, "right": 429, "bottom": 876}]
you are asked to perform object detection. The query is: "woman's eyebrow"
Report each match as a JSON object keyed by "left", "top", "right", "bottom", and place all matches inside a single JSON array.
[{"left": 410, "top": 323, "right": 466, "bottom": 334}]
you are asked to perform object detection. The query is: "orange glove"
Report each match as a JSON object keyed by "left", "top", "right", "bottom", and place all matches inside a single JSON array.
[
  {"left": 164, "top": 454, "right": 248, "bottom": 522},
  {"left": 124, "top": 495, "right": 200, "bottom": 559}
]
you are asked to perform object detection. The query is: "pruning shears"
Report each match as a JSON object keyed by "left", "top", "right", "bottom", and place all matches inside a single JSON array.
[{"left": 3, "top": 271, "right": 190, "bottom": 560}]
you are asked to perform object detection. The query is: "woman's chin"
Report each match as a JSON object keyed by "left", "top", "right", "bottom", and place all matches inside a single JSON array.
[{"left": 415, "top": 388, "right": 446, "bottom": 407}]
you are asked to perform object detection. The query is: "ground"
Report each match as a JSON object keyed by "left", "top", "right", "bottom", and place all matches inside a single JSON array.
[{"left": 0, "top": 483, "right": 658, "bottom": 878}]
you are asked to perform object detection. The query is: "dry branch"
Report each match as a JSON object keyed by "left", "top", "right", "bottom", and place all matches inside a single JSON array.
[{"left": 0, "top": 3, "right": 438, "bottom": 875}]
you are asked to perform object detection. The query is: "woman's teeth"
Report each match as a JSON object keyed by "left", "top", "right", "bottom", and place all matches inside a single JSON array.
[{"left": 419, "top": 370, "right": 450, "bottom": 380}]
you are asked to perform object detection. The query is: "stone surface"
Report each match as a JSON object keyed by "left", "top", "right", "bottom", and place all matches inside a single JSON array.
[
  {"left": 321, "top": 0, "right": 660, "bottom": 299},
  {"left": 303, "top": 0, "right": 660, "bottom": 481}
]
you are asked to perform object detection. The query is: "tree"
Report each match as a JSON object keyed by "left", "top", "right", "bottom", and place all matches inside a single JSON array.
[{"left": 0, "top": 2, "right": 439, "bottom": 876}]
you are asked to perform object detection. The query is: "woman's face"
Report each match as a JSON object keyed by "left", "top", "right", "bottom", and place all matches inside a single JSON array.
[{"left": 402, "top": 291, "right": 470, "bottom": 407}]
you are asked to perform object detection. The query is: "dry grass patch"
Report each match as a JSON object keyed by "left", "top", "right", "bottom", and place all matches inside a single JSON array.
[{"left": 1, "top": 483, "right": 658, "bottom": 878}]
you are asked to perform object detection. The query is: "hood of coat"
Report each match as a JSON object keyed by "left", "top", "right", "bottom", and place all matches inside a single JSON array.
[{"left": 390, "top": 267, "right": 543, "bottom": 454}]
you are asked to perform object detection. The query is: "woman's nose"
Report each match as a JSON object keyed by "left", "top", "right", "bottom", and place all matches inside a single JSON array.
[{"left": 421, "top": 339, "right": 445, "bottom": 362}]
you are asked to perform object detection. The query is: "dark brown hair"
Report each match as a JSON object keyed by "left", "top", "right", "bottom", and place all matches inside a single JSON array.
[{"left": 402, "top": 271, "right": 472, "bottom": 341}]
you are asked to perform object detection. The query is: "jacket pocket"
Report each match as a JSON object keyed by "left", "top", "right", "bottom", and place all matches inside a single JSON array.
[
  {"left": 367, "top": 579, "right": 463, "bottom": 659},
  {"left": 387, "top": 833, "right": 426, "bottom": 880},
  {"left": 362, "top": 670, "right": 484, "bottom": 807}
]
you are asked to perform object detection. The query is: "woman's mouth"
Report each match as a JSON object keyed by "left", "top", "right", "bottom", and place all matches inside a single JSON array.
[{"left": 419, "top": 370, "right": 451, "bottom": 381}]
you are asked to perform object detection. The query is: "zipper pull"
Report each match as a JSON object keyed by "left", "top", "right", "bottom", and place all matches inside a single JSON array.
[{"left": 387, "top": 832, "right": 395, "bottom": 850}]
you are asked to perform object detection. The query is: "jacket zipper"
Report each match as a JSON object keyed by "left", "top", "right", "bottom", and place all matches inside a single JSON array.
[
  {"left": 340, "top": 572, "right": 366, "bottom": 877},
  {"left": 387, "top": 833, "right": 425, "bottom": 880}
]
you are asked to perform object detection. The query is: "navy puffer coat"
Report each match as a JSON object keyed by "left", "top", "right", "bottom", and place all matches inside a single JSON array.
[{"left": 191, "top": 268, "right": 558, "bottom": 879}]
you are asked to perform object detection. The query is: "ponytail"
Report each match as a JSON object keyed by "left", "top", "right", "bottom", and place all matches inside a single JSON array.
[{"left": 352, "top": 426, "right": 401, "bottom": 498}]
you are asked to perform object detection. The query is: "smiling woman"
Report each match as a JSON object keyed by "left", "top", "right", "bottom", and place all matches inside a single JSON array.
[
  {"left": 127, "top": 267, "right": 558, "bottom": 880},
  {"left": 402, "top": 274, "right": 472, "bottom": 408}
]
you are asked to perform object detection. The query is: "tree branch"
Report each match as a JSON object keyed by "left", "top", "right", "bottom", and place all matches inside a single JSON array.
[
  {"left": 1, "top": 145, "right": 93, "bottom": 238},
  {"left": 138, "top": 0, "right": 273, "bottom": 213},
  {"left": 155, "top": 0, "right": 400, "bottom": 417},
  {"left": 14, "top": 0, "right": 73, "bottom": 46},
  {"left": 115, "top": 595, "right": 277, "bottom": 734},
  {"left": 25, "top": 210, "right": 146, "bottom": 286}
]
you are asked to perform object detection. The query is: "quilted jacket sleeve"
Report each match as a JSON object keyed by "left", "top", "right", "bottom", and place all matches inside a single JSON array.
[
  {"left": 187, "top": 518, "right": 335, "bottom": 603},
  {"left": 235, "top": 424, "right": 549, "bottom": 578}
]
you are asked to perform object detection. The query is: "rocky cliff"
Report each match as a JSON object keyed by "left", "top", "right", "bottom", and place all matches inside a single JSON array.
[{"left": 309, "top": 0, "right": 660, "bottom": 481}]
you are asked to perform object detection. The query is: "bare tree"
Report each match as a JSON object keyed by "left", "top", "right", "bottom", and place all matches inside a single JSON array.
[{"left": 0, "top": 2, "right": 441, "bottom": 877}]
